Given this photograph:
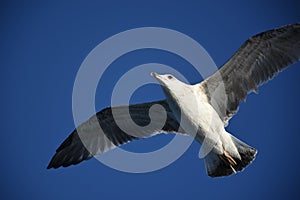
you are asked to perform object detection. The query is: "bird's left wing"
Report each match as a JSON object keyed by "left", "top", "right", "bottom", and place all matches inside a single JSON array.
[
  {"left": 47, "top": 100, "right": 182, "bottom": 169},
  {"left": 199, "top": 23, "right": 300, "bottom": 125}
]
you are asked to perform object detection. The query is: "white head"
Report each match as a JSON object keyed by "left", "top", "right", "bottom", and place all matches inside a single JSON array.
[{"left": 151, "top": 72, "right": 193, "bottom": 103}]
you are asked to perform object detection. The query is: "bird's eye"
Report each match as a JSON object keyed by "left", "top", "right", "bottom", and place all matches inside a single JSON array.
[{"left": 167, "top": 75, "right": 173, "bottom": 79}]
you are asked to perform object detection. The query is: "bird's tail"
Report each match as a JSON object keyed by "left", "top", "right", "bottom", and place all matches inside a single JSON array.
[{"left": 204, "top": 135, "right": 257, "bottom": 177}]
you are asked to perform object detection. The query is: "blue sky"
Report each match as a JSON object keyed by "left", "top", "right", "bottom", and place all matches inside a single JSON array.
[{"left": 1, "top": 0, "right": 300, "bottom": 199}]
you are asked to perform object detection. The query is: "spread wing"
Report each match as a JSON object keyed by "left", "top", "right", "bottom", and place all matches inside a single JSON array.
[
  {"left": 47, "top": 100, "right": 183, "bottom": 169},
  {"left": 200, "top": 23, "right": 300, "bottom": 125}
]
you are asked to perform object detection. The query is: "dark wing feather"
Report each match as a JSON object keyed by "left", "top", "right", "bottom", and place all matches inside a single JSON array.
[
  {"left": 47, "top": 100, "right": 182, "bottom": 169},
  {"left": 200, "top": 23, "right": 300, "bottom": 125}
]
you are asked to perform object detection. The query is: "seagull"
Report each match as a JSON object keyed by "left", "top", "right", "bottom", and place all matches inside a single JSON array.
[{"left": 47, "top": 23, "right": 300, "bottom": 177}]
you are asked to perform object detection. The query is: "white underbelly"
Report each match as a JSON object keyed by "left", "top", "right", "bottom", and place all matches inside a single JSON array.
[
  {"left": 162, "top": 83, "right": 238, "bottom": 157},
  {"left": 170, "top": 95, "right": 225, "bottom": 153}
]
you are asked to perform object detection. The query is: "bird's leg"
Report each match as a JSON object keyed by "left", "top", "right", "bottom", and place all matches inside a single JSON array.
[
  {"left": 224, "top": 150, "right": 237, "bottom": 166},
  {"left": 218, "top": 150, "right": 237, "bottom": 174}
]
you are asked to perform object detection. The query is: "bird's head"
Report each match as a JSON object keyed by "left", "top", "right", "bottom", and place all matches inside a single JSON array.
[
  {"left": 151, "top": 72, "right": 184, "bottom": 90},
  {"left": 151, "top": 72, "right": 193, "bottom": 103}
]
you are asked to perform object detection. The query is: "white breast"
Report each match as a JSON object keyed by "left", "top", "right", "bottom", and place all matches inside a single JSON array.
[{"left": 167, "top": 84, "right": 224, "bottom": 149}]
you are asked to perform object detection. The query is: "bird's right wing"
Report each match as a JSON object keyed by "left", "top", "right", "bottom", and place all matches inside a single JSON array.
[
  {"left": 47, "top": 100, "right": 183, "bottom": 169},
  {"left": 199, "top": 23, "right": 300, "bottom": 125}
]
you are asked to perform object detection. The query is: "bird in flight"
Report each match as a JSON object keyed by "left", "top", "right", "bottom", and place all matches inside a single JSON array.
[{"left": 48, "top": 23, "right": 300, "bottom": 177}]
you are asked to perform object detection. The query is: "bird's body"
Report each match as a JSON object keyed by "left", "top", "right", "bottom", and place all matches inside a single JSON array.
[
  {"left": 153, "top": 74, "right": 228, "bottom": 156},
  {"left": 48, "top": 23, "right": 300, "bottom": 177},
  {"left": 151, "top": 73, "right": 254, "bottom": 176}
]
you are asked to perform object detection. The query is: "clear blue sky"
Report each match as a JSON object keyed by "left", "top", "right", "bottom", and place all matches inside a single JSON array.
[{"left": 1, "top": 0, "right": 300, "bottom": 199}]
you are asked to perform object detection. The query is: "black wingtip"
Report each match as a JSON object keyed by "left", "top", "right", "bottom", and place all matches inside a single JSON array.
[
  {"left": 47, "top": 134, "right": 94, "bottom": 170},
  {"left": 47, "top": 159, "right": 57, "bottom": 169},
  {"left": 46, "top": 154, "right": 60, "bottom": 169}
]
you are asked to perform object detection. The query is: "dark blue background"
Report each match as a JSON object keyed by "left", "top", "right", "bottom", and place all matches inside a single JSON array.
[{"left": 1, "top": 0, "right": 299, "bottom": 199}]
